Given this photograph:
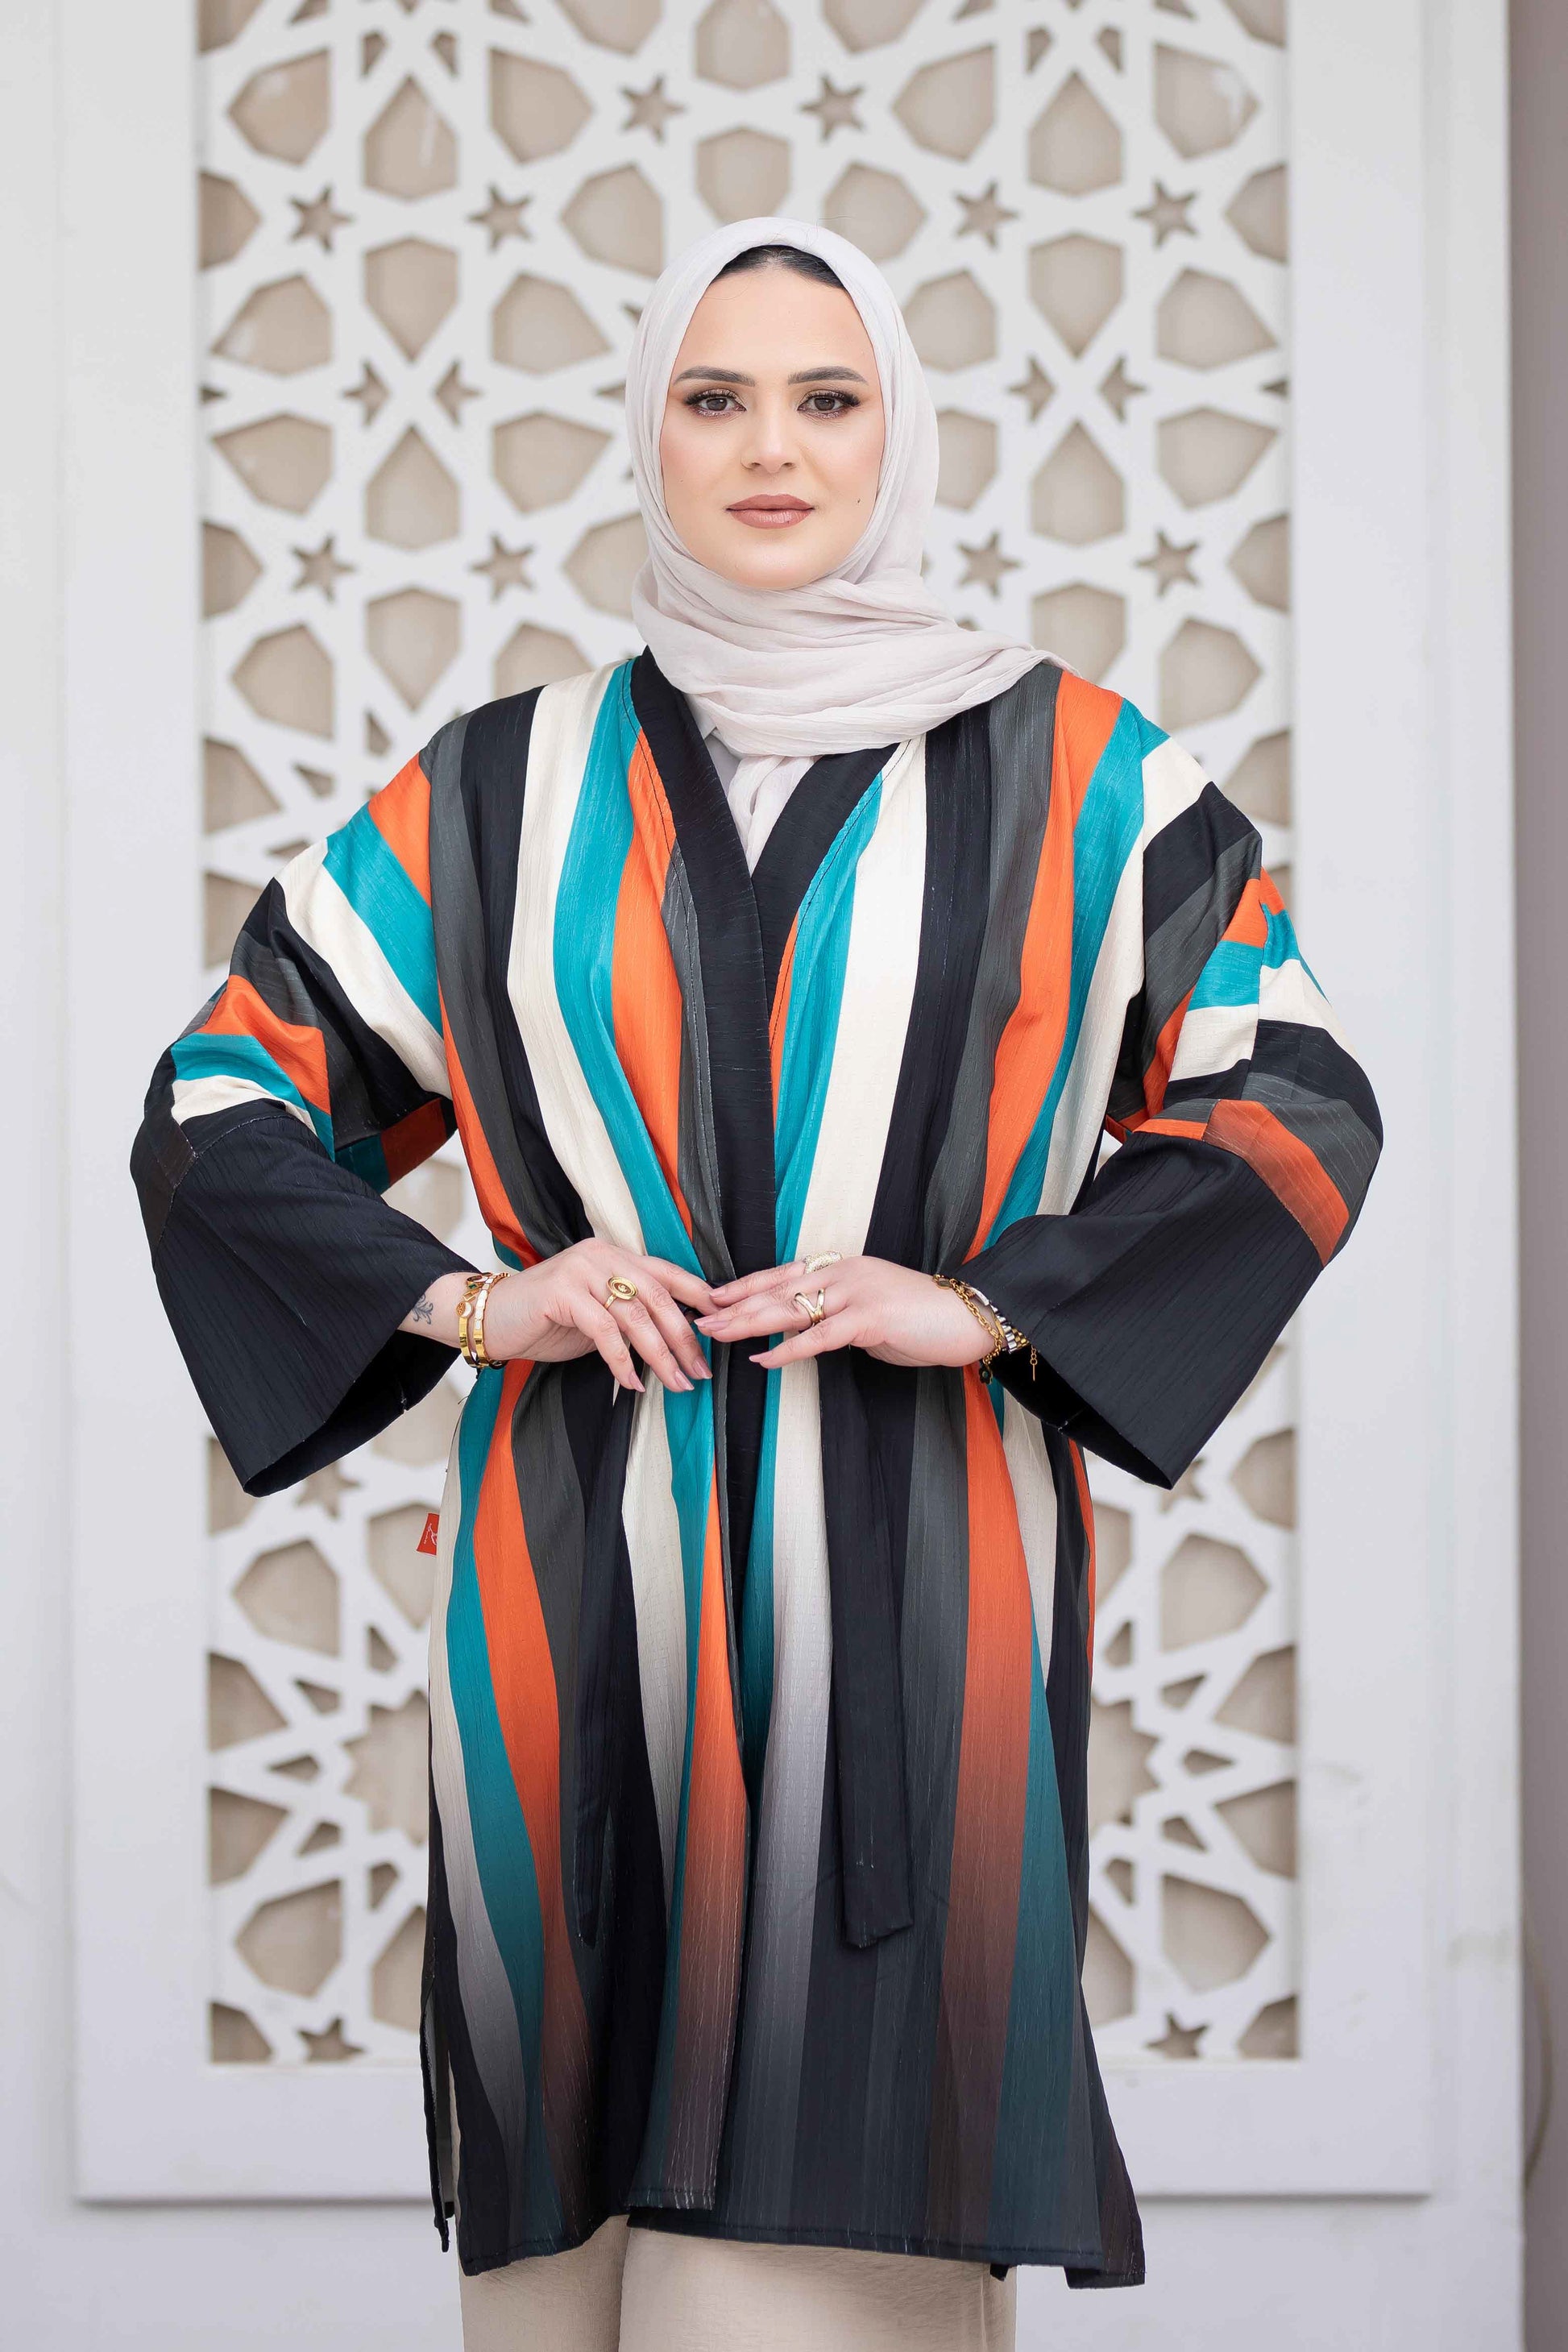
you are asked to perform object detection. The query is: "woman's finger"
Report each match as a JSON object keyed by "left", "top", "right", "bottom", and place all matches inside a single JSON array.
[
  {"left": 575, "top": 1300, "right": 645, "bottom": 1392},
  {"left": 608, "top": 1293, "right": 696, "bottom": 1393},
  {"left": 638, "top": 1255, "right": 719, "bottom": 1312},
  {"left": 626, "top": 1276, "right": 713, "bottom": 1381},
  {"left": 696, "top": 1285, "right": 817, "bottom": 1340},
  {"left": 706, "top": 1260, "right": 815, "bottom": 1305},
  {"left": 749, "top": 1310, "right": 859, "bottom": 1369}
]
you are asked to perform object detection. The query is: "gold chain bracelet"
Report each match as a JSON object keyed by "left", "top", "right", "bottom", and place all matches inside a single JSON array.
[
  {"left": 457, "top": 1271, "right": 507, "bottom": 1371},
  {"left": 932, "top": 1272, "right": 1039, "bottom": 1383}
]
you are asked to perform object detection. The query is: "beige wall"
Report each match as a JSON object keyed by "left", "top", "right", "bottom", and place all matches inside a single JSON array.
[{"left": 1513, "top": 2, "right": 1566, "bottom": 2342}]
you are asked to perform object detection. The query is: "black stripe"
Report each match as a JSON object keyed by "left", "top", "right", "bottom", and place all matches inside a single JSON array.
[
  {"left": 448, "top": 697, "right": 591, "bottom": 1247},
  {"left": 1141, "top": 780, "right": 1256, "bottom": 939},
  {"left": 1251, "top": 1016, "right": 1384, "bottom": 1144},
  {"left": 427, "top": 1791, "right": 516, "bottom": 2267},
  {"left": 751, "top": 742, "right": 892, "bottom": 1004}
]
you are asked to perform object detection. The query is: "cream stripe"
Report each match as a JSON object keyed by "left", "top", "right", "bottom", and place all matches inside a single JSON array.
[
  {"left": 508, "top": 665, "right": 648, "bottom": 1255},
  {"left": 1037, "top": 732, "right": 1211, "bottom": 1212},
  {"left": 170, "top": 1072, "right": 316, "bottom": 1132},
  {"left": 281, "top": 841, "right": 449, "bottom": 1097},
  {"left": 621, "top": 1388, "right": 690, "bottom": 1919},
  {"left": 1168, "top": 1003, "right": 1259, "bottom": 1088},
  {"left": 1260, "top": 955, "right": 1350, "bottom": 1043}
]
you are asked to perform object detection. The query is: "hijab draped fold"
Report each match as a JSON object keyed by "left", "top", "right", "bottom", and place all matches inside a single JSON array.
[{"left": 626, "top": 218, "right": 1043, "bottom": 850}]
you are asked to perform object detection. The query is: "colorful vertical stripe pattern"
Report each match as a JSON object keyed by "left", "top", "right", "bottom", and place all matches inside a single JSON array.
[{"left": 140, "top": 653, "right": 1378, "bottom": 2286}]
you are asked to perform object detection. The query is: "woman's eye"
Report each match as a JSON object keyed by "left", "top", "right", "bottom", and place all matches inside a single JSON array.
[
  {"left": 686, "top": 389, "right": 740, "bottom": 416},
  {"left": 800, "top": 391, "right": 858, "bottom": 416}
]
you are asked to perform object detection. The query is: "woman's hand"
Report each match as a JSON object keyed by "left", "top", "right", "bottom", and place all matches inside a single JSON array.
[
  {"left": 401, "top": 1243, "right": 716, "bottom": 1394},
  {"left": 694, "top": 1254, "right": 991, "bottom": 1372}
]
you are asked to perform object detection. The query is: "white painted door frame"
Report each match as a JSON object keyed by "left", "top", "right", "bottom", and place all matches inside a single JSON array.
[{"left": 51, "top": 0, "right": 1517, "bottom": 2329}]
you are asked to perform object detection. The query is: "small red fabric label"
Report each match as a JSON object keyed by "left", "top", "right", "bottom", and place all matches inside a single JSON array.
[{"left": 417, "top": 1511, "right": 441, "bottom": 1556}]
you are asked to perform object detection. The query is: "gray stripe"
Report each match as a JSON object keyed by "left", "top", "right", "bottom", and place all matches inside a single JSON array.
[
  {"left": 925, "top": 661, "right": 1061, "bottom": 1265},
  {"left": 858, "top": 1366, "right": 970, "bottom": 2233},
  {"left": 1142, "top": 828, "right": 1261, "bottom": 1046},
  {"left": 425, "top": 721, "right": 574, "bottom": 1253},
  {"left": 1242, "top": 1076, "right": 1381, "bottom": 1222},
  {"left": 662, "top": 844, "right": 734, "bottom": 1284}
]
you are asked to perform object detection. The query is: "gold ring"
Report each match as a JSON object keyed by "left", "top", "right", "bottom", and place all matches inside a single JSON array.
[
  {"left": 792, "top": 1288, "right": 827, "bottom": 1325},
  {"left": 803, "top": 1250, "right": 840, "bottom": 1274},
  {"left": 605, "top": 1275, "right": 639, "bottom": 1305}
]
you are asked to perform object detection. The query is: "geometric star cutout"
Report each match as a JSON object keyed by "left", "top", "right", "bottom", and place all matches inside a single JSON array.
[
  {"left": 621, "top": 74, "right": 684, "bottom": 142},
  {"left": 956, "top": 180, "right": 1019, "bottom": 247},
  {"left": 301, "top": 2018, "right": 364, "bottom": 2064},
  {"left": 801, "top": 74, "right": 865, "bottom": 139},
  {"left": 297, "top": 1460, "right": 361, "bottom": 1515},
  {"left": 1099, "top": 357, "right": 1148, "bottom": 422},
  {"left": 470, "top": 535, "right": 534, "bottom": 599},
  {"left": 468, "top": 187, "right": 530, "bottom": 250},
  {"left": 1133, "top": 180, "right": 1198, "bottom": 247},
  {"left": 434, "top": 360, "right": 482, "bottom": 425},
  {"left": 956, "top": 529, "right": 1023, "bottom": 597},
  {"left": 291, "top": 185, "right": 352, "bottom": 251},
  {"left": 1007, "top": 356, "right": 1055, "bottom": 422},
  {"left": 1137, "top": 529, "right": 1200, "bottom": 595},
  {"left": 291, "top": 535, "right": 355, "bottom": 601},
  {"left": 344, "top": 363, "right": 389, "bottom": 427},
  {"left": 1147, "top": 2014, "right": 1206, "bottom": 2060}
]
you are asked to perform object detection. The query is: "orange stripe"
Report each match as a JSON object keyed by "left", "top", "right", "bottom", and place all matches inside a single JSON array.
[
  {"left": 442, "top": 1002, "right": 536, "bottom": 1265},
  {"left": 769, "top": 918, "right": 798, "bottom": 1112},
  {"left": 473, "top": 1363, "right": 592, "bottom": 2214},
  {"left": 1138, "top": 1115, "right": 1209, "bottom": 1141},
  {"left": 1071, "top": 1440, "right": 1097, "bottom": 1669},
  {"left": 1206, "top": 1097, "right": 1350, "bottom": 1263},
  {"left": 1259, "top": 869, "right": 1285, "bottom": 919},
  {"left": 366, "top": 755, "right": 432, "bottom": 905},
  {"left": 616, "top": 736, "right": 691, "bottom": 1236},
  {"left": 381, "top": 1095, "right": 448, "bottom": 1184},
  {"left": 1056, "top": 671, "right": 1122, "bottom": 823},
  {"left": 969, "top": 684, "right": 1087, "bottom": 1250},
  {"left": 931, "top": 1375, "right": 1033, "bottom": 2237},
  {"left": 201, "top": 973, "right": 330, "bottom": 1114},
  {"left": 1227, "top": 874, "right": 1269, "bottom": 948},
  {"left": 670, "top": 1475, "right": 748, "bottom": 2165}
]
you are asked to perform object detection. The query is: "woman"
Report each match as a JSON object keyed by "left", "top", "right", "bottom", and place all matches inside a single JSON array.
[{"left": 134, "top": 218, "right": 1379, "bottom": 2348}]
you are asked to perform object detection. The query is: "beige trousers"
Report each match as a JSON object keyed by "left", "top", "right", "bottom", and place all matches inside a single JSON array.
[{"left": 456, "top": 2217, "right": 1018, "bottom": 2352}]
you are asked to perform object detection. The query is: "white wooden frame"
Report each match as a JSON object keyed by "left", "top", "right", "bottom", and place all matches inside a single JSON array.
[{"left": 64, "top": 0, "right": 1516, "bottom": 2213}]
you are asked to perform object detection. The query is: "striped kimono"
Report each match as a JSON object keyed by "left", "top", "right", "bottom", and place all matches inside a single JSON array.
[{"left": 134, "top": 653, "right": 1379, "bottom": 2286}]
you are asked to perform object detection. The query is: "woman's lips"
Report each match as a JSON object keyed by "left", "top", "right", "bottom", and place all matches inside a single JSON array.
[{"left": 727, "top": 498, "right": 814, "bottom": 530}]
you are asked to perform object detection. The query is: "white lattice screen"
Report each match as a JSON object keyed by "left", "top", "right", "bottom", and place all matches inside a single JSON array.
[{"left": 195, "top": 0, "right": 1296, "bottom": 2080}]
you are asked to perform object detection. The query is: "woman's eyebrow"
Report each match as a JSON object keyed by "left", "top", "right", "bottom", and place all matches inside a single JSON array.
[{"left": 670, "top": 364, "right": 869, "bottom": 386}]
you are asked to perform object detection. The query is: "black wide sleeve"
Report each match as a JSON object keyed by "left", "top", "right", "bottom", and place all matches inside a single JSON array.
[
  {"left": 135, "top": 1102, "right": 473, "bottom": 1495},
  {"left": 959, "top": 782, "right": 1380, "bottom": 1487}
]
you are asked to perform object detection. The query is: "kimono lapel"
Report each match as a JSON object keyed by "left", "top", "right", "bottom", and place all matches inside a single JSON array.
[{"left": 629, "top": 653, "right": 915, "bottom": 1952}]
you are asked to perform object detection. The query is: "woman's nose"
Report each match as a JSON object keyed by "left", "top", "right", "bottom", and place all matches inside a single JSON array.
[{"left": 740, "top": 396, "right": 798, "bottom": 472}]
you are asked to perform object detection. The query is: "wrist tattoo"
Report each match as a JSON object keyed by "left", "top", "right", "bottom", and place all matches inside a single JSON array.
[{"left": 409, "top": 1291, "right": 435, "bottom": 1328}]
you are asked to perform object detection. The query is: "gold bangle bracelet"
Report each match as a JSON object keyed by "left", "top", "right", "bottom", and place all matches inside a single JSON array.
[{"left": 458, "top": 1271, "right": 507, "bottom": 1371}]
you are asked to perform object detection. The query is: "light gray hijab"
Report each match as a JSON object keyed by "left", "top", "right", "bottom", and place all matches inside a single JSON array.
[{"left": 625, "top": 217, "right": 1041, "bottom": 844}]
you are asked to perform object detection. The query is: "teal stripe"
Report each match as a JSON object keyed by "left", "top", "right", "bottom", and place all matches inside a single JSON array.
[
  {"left": 1189, "top": 938, "right": 1263, "bottom": 1011},
  {"left": 171, "top": 1031, "right": 334, "bottom": 1154},
  {"left": 322, "top": 805, "right": 441, "bottom": 1032},
  {"left": 989, "top": 1619, "right": 1081, "bottom": 2242},
  {"left": 985, "top": 700, "right": 1159, "bottom": 1244},
  {"left": 552, "top": 665, "right": 699, "bottom": 1276},
  {"left": 445, "top": 1373, "right": 562, "bottom": 2238},
  {"left": 1263, "top": 902, "right": 1321, "bottom": 989},
  {"left": 773, "top": 778, "right": 884, "bottom": 1259},
  {"left": 337, "top": 1132, "right": 390, "bottom": 1189},
  {"left": 739, "top": 1375, "right": 781, "bottom": 1798}
]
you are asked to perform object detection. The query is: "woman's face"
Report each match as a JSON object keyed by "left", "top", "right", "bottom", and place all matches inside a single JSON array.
[{"left": 658, "top": 264, "right": 886, "bottom": 591}]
